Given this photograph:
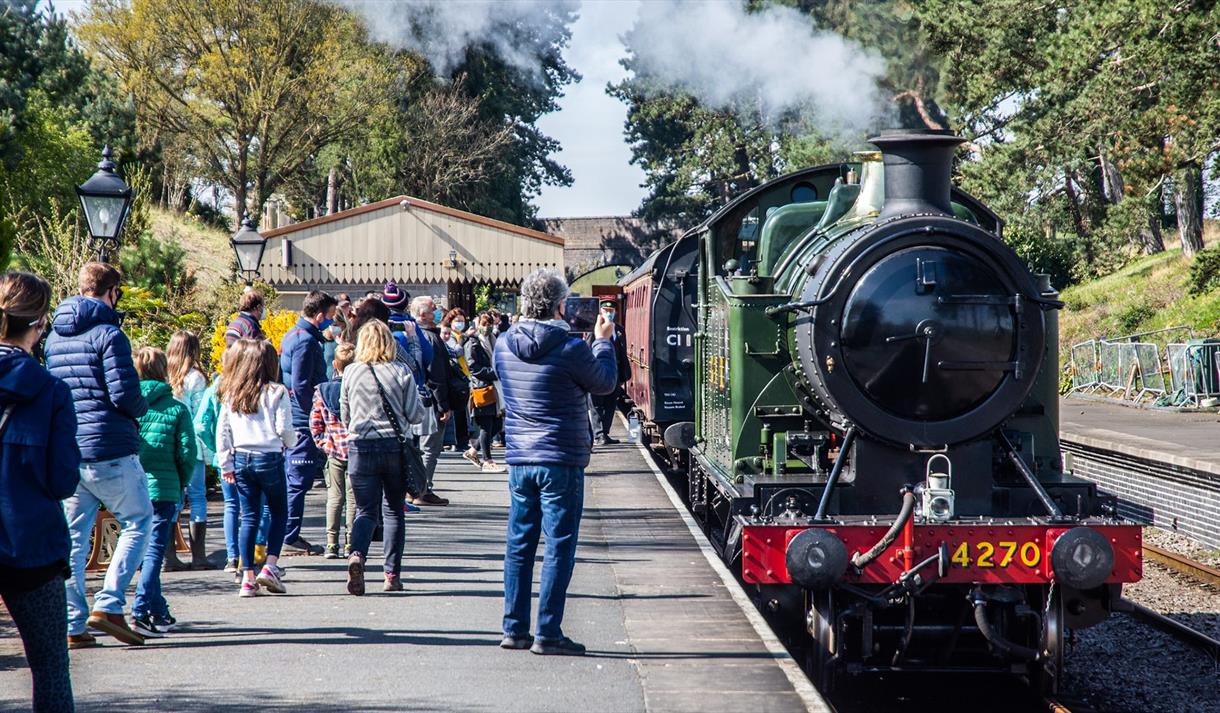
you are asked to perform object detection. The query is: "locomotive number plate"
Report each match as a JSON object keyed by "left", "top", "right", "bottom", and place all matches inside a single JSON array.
[{"left": 950, "top": 540, "right": 1041, "bottom": 569}]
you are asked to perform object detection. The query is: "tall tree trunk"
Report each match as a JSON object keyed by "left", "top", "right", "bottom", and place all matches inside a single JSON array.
[
  {"left": 1175, "top": 164, "right": 1204, "bottom": 257},
  {"left": 1099, "top": 148, "right": 1125, "bottom": 204},
  {"left": 1138, "top": 189, "right": 1165, "bottom": 255},
  {"left": 326, "top": 167, "right": 338, "bottom": 215},
  {"left": 1064, "top": 171, "right": 1088, "bottom": 238}
]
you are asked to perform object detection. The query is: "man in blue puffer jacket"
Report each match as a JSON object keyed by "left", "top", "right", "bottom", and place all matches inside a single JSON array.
[
  {"left": 494, "top": 268, "right": 617, "bottom": 657},
  {"left": 279, "top": 289, "right": 337, "bottom": 554},
  {"left": 45, "top": 262, "right": 152, "bottom": 647}
]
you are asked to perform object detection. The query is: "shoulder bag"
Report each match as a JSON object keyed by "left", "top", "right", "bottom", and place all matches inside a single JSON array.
[{"left": 366, "top": 363, "right": 428, "bottom": 498}]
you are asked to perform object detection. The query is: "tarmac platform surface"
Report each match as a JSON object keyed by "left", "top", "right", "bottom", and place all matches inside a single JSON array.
[
  {"left": 1059, "top": 396, "right": 1220, "bottom": 475},
  {"left": 0, "top": 423, "right": 827, "bottom": 712}
]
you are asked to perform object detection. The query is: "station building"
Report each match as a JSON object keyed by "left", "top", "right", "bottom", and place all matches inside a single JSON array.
[{"left": 257, "top": 196, "right": 564, "bottom": 313}]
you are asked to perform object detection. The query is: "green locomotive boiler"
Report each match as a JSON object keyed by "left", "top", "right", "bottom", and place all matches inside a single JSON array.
[{"left": 664, "top": 130, "right": 1142, "bottom": 692}]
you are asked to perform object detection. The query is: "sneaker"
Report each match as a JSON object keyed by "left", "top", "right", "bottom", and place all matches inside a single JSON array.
[
  {"left": 344, "top": 544, "right": 352, "bottom": 558},
  {"left": 282, "top": 537, "right": 323, "bottom": 555},
  {"left": 412, "top": 491, "right": 449, "bottom": 506},
  {"left": 347, "top": 555, "right": 365, "bottom": 596},
  {"left": 223, "top": 558, "right": 239, "bottom": 573},
  {"left": 500, "top": 634, "right": 534, "bottom": 650},
  {"left": 233, "top": 569, "right": 242, "bottom": 584},
  {"left": 86, "top": 611, "right": 144, "bottom": 646},
  {"left": 67, "top": 633, "right": 100, "bottom": 650},
  {"left": 602, "top": 436, "right": 620, "bottom": 445},
  {"left": 324, "top": 544, "right": 341, "bottom": 559},
  {"left": 151, "top": 613, "right": 179, "bottom": 632},
  {"left": 405, "top": 501, "right": 421, "bottom": 513},
  {"left": 462, "top": 448, "right": 482, "bottom": 467},
  {"left": 256, "top": 565, "right": 287, "bottom": 594},
  {"left": 239, "top": 581, "right": 261, "bottom": 598},
  {"left": 481, "top": 460, "right": 507, "bottom": 473},
  {"left": 530, "top": 636, "right": 586, "bottom": 656},
  {"left": 383, "top": 575, "right": 403, "bottom": 592},
  {"left": 131, "top": 614, "right": 167, "bottom": 639},
  {"left": 593, "top": 436, "right": 607, "bottom": 446}
]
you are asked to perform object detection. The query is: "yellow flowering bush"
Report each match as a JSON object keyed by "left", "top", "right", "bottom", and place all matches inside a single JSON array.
[{"left": 208, "top": 308, "right": 299, "bottom": 373}]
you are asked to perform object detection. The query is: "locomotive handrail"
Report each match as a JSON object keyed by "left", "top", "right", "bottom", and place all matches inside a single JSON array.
[
  {"left": 813, "top": 426, "right": 858, "bottom": 520},
  {"left": 997, "top": 431, "right": 1064, "bottom": 519}
]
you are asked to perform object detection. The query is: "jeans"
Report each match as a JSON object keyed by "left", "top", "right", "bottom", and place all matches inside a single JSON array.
[
  {"left": 1, "top": 575, "right": 73, "bottom": 712},
  {"left": 418, "top": 429, "right": 444, "bottom": 490},
  {"left": 184, "top": 460, "right": 208, "bottom": 523},
  {"left": 233, "top": 451, "right": 288, "bottom": 569},
  {"left": 284, "top": 430, "right": 322, "bottom": 543},
  {"left": 503, "top": 464, "right": 585, "bottom": 641},
  {"left": 325, "top": 457, "right": 356, "bottom": 549},
  {"left": 63, "top": 455, "right": 153, "bottom": 635},
  {"left": 221, "top": 480, "right": 271, "bottom": 562},
  {"left": 133, "top": 500, "right": 178, "bottom": 619},
  {"left": 475, "top": 414, "right": 500, "bottom": 462},
  {"left": 348, "top": 438, "right": 407, "bottom": 577}
]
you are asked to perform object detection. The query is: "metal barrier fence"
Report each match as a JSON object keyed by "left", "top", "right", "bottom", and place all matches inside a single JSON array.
[{"left": 1066, "top": 326, "right": 1220, "bottom": 407}]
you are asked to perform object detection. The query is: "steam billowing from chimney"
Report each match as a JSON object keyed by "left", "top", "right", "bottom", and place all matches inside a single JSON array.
[{"left": 625, "top": 1, "right": 887, "bottom": 139}]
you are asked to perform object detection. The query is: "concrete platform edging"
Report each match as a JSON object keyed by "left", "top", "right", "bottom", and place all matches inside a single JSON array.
[{"left": 626, "top": 418, "right": 831, "bottom": 713}]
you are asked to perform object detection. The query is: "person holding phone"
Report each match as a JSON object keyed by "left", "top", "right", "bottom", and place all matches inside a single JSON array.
[{"left": 494, "top": 269, "right": 618, "bottom": 656}]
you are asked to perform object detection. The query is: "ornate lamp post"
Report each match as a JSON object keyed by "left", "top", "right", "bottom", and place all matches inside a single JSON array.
[
  {"left": 75, "top": 145, "right": 133, "bottom": 263},
  {"left": 230, "top": 215, "right": 267, "bottom": 285}
]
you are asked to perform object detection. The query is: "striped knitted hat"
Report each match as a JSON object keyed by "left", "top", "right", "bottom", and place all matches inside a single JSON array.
[{"left": 383, "top": 281, "right": 409, "bottom": 309}]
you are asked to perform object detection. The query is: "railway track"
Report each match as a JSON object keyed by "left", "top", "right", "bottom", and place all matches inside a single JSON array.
[{"left": 1121, "top": 544, "right": 1220, "bottom": 660}]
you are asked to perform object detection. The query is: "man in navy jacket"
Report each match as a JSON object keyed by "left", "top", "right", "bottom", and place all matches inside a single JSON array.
[
  {"left": 45, "top": 262, "right": 152, "bottom": 647},
  {"left": 279, "top": 290, "right": 337, "bottom": 554},
  {"left": 494, "top": 268, "right": 617, "bottom": 656}
]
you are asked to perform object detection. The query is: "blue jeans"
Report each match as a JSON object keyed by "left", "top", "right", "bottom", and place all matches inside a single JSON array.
[
  {"left": 502, "top": 464, "right": 585, "bottom": 641},
  {"left": 284, "top": 430, "right": 321, "bottom": 543},
  {"left": 233, "top": 451, "right": 288, "bottom": 569},
  {"left": 133, "top": 500, "right": 178, "bottom": 618},
  {"left": 184, "top": 461, "right": 207, "bottom": 523},
  {"left": 63, "top": 455, "right": 154, "bottom": 636},
  {"left": 222, "top": 480, "right": 271, "bottom": 561},
  {"left": 348, "top": 438, "right": 407, "bottom": 577}
]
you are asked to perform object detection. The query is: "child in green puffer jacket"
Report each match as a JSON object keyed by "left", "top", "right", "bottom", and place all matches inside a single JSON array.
[{"left": 131, "top": 347, "right": 197, "bottom": 638}]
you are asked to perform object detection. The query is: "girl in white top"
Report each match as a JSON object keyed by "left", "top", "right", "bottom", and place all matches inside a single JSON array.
[
  {"left": 217, "top": 339, "right": 296, "bottom": 598},
  {"left": 167, "top": 330, "right": 212, "bottom": 569}
]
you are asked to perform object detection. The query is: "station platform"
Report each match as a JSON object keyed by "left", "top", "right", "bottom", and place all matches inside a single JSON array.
[
  {"left": 1059, "top": 396, "right": 1220, "bottom": 549},
  {"left": 0, "top": 424, "right": 828, "bottom": 713}
]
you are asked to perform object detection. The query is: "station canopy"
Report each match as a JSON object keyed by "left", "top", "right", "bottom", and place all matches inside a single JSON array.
[{"left": 259, "top": 196, "right": 565, "bottom": 288}]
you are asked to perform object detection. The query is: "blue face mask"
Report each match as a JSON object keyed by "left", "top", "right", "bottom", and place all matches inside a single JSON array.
[
  {"left": 605, "top": 311, "right": 616, "bottom": 323},
  {"left": 434, "top": 308, "right": 444, "bottom": 323},
  {"left": 453, "top": 321, "right": 466, "bottom": 332},
  {"left": 319, "top": 318, "right": 333, "bottom": 331}
]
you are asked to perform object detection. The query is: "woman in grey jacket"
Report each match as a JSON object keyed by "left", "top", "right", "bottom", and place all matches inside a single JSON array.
[{"left": 340, "top": 320, "right": 425, "bottom": 595}]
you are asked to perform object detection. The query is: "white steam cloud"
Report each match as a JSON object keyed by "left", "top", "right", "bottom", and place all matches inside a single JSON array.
[
  {"left": 625, "top": 1, "right": 887, "bottom": 137},
  {"left": 341, "top": 0, "right": 578, "bottom": 79}
]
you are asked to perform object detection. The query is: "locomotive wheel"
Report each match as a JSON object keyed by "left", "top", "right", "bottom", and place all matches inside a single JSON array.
[
  {"left": 805, "top": 590, "right": 839, "bottom": 693},
  {"left": 1030, "top": 586, "right": 1064, "bottom": 695}
]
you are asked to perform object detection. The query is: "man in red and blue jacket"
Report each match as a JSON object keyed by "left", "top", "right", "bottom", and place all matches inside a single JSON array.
[{"left": 279, "top": 290, "right": 337, "bottom": 554}]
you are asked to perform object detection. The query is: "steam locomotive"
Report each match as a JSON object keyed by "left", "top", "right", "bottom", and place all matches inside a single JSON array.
[{"left": 619, "top": 130, "right": 1142, "bottom": 693}]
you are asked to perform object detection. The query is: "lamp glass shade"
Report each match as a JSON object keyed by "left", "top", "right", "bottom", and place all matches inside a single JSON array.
[
  {"left": 79, "top": 194, "right": 130, "bottom": 241},
  {"left": 230, "top": 219, "right": 267, "bottom": 274}
]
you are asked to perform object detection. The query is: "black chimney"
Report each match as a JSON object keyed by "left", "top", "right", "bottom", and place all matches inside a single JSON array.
[{"left": 868, "top": 129, "right": 965, "bottom": 220}]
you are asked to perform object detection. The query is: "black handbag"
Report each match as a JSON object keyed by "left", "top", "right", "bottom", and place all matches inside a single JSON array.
[{"left": 367, "top": 363, "right": 429, "bottom": 498}]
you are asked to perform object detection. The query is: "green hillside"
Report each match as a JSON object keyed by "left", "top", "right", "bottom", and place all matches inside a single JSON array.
[
  {"left": 1058, "top": 221, "right": 1220, "bottom": 360},
  {"left": 150, "top": 207, "right": 233, "bottom": 285}
]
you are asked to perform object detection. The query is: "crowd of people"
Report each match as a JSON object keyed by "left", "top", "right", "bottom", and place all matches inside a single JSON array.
[{"left": 0, "top": 263, "right": 621, "bottom": 711}]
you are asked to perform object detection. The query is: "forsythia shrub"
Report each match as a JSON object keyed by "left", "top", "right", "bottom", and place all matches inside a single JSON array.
[{"left": 209, "top": 308, "right": 299, "bottom": 373}]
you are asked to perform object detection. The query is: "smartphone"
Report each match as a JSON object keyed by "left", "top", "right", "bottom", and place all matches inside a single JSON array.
[{"left": 563, "top": 296, "right": 600, "bottom": 333}]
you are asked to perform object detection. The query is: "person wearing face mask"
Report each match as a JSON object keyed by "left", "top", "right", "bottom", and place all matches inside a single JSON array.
[
  {"left": 224, "top": 289, "right": 267, "bottom": 349},
  {"left": 440, "top": 309, "right": 472, "bottom": 456},
  {"left": 587, "top": 299, "right": 630, "bottom": 446},
  {"left": 0, "top": 271, "right": 82, "bottom": 710},
  {"left": 45, "top": 262, "right": 152, "bottom": 648}
]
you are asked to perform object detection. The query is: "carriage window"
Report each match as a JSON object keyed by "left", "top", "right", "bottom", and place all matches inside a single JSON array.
[{"left": 791, "top": 182, "right": 818, "bottom": 203}]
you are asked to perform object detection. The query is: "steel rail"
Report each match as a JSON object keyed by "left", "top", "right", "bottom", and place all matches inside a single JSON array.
[
  {"left": 1121, "top": 599, "right": 1220, "bottom": 660},
  {"left": 1142, "top": 543, "right": 1220, "bottom": 588}
]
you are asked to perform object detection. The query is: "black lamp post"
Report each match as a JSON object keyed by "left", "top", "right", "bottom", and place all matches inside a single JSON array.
[
  {"left": 230, "top": 215, "right": 267, "bottom": 285},
  {"left": 75, "top": 145, "right": 133, "bottom": 263}
]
